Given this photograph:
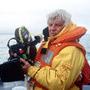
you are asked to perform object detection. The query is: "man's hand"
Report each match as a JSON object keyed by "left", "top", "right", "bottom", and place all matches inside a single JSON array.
[{"left": 20, "top": 58, "right": 31, "bottom": 73}]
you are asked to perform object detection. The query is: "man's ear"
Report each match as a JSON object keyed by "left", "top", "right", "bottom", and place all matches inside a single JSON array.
[{"left": 43, "top": 27, "right": 49, "bottom": 41}]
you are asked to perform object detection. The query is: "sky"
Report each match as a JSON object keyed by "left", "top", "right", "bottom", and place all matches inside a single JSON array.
[{"left": 0, "top": 0, "right": 90, "bottom": 35}]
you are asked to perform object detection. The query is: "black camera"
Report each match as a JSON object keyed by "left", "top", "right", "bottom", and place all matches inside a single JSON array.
[{"left": 0, "top": 26, "right": 42, "bottom": 82}]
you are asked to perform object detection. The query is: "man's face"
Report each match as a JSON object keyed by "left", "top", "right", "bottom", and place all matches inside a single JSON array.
[{"left": 48, "top": 19, "right": 64, "bottom": 37}]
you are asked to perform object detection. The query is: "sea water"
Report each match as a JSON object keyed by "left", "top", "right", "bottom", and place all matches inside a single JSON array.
[
  {"left": 0, "top": 33, "right": 14, "bottom": 64},
  {"left": 0, "top": 33, "right": 90, "bottom": 64}
]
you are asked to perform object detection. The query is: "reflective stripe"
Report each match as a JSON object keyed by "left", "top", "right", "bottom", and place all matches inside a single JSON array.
[{"left": 19, "top": 27, "right": 24, "bottom": 43}]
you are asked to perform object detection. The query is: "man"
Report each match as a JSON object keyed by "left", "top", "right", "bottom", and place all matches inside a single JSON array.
[{"left": 20, "top": 9, "right": 89, "bottom": 90}]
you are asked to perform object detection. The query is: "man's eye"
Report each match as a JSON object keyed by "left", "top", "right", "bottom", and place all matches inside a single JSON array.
[
  {"left": 49, "top": 24, "right": 53, "bottom": 26},
  {"left": 55, "top": 24, "right": 60, "bottom": 27}
]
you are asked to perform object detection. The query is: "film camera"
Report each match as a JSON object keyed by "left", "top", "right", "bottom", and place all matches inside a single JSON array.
[{"left": 0, "top": 26, "right": 43, "bottom": 82}]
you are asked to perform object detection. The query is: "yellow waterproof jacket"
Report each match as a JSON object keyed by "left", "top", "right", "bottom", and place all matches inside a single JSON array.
[{"left": 27, "top": 23, "right": 87, "bottom": 90}]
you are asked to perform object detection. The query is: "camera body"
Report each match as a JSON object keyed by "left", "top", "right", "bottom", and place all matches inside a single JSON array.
[
  {"left": 7, "top": 38, "right": 36, "bottom": 65},
  {"left": 0, "top": 37, "right": 38, "bottom": 82}
]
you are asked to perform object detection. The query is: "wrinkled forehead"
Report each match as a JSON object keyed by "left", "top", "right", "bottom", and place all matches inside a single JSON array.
[{"left": 47, "top": 17, "right": 65, "bottom": 25}]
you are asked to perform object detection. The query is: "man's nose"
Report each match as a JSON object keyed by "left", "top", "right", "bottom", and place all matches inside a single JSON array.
[{"left": 51, "top": 24, "right": 56, "bottom": 29}]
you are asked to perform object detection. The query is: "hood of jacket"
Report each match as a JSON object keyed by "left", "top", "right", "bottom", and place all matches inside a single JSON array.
[{"left": 42, "top": 22, "right": 87, "bottom": 48}]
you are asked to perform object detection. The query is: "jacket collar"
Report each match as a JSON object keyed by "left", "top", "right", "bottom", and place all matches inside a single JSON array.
[{"left": 49, "top": 22, "right": 87, "bottom": 44}]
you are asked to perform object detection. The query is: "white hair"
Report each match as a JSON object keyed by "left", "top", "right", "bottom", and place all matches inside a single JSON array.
[{"left": 47, "top": 9, "right": 71, "bottom": 26}]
